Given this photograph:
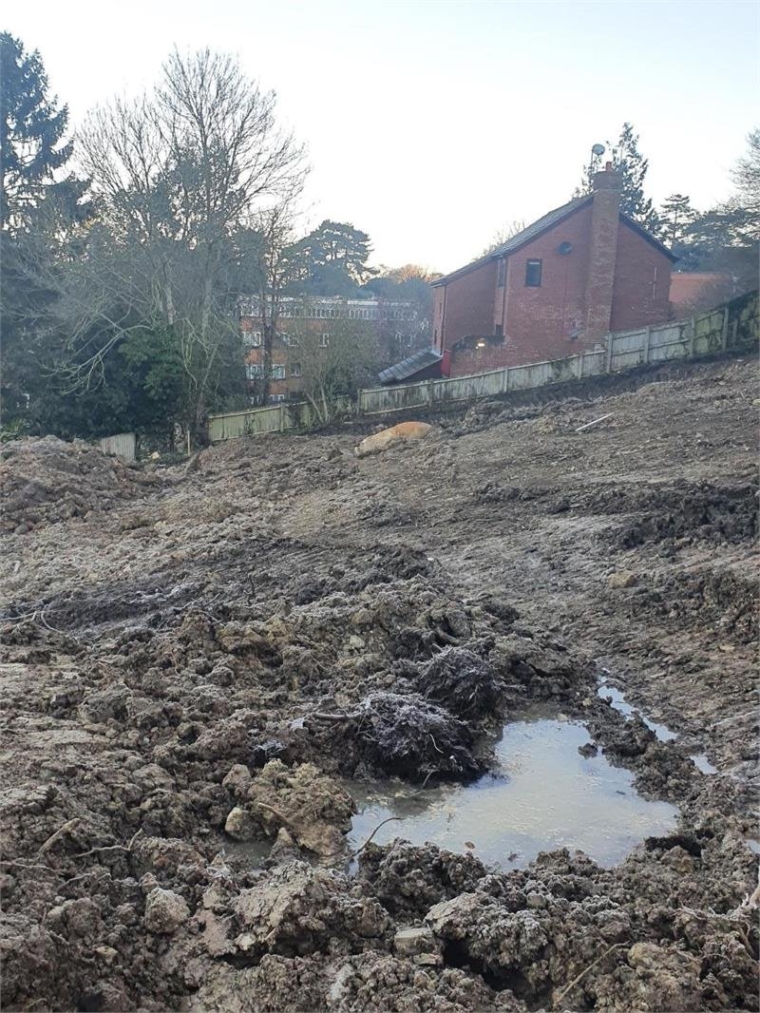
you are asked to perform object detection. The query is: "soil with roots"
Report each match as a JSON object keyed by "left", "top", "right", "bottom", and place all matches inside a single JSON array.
[{"left": 0, "top": 355, "right": 757, "bottom": 1012}]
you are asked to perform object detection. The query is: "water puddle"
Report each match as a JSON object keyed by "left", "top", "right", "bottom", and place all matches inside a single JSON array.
[
  {"left": 598, "top": 679, "right": 717, "bottom": 774},
  {"left": 348, "top": 717, "right": 678, "bottom": 869},
  {"left": 598, "top": 681, "right": 677, "bottom": 741}
]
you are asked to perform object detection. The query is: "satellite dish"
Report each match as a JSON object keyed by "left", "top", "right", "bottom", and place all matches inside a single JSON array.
[{"left": 591, "top": 143, "right": 605, "bottom": 157}]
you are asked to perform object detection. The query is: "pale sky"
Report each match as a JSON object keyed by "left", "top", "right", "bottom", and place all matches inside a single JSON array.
[{"left": 5, "top": 0, "right": 758, "bottom": 273}]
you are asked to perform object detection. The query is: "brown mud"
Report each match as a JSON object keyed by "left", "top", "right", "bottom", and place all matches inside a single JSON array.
[{"left": 0, "top": 356, "right": 757, "bottom": 1012}]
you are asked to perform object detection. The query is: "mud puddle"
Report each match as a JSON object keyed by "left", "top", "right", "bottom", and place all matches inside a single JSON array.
[
  {"left": 348, "top": 716, "right": 678, "bottom": 868},
  {"left": 599, "top": 678, "right": 719, "bottom": 774}
]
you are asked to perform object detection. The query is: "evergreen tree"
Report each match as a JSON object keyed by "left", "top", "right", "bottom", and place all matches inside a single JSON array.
[
  {"left": 0, "top": 31, "right": 75, "bottom": 230},
  {"left": 574, "top": 123, "right": 661, "bottom": 234},
  {"left": 285, "top": 220, "right": 377, "bottom": 296},
  {"left": 0, "top": 32, "right": 91, "bottom": 432},
  {"left": 660, "top": 193, "right": 698, "bottom": 245}
]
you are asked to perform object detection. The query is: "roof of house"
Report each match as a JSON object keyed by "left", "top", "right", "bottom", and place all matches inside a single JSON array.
[
  {"left": 433, "top": 194, "right": 675, "bottom": 287},
  {"left": 378, "top": 347, "right": 442, "bottom": 385}
]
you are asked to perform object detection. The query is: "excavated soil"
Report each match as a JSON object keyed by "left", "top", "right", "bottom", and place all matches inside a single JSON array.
[{"left": 0, "top": 356, "right": 758, "bottom": 1012}]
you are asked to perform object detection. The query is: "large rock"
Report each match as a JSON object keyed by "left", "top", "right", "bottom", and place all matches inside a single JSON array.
[{"left": 355, "top": 422, "right": 434, "bottom": 459}]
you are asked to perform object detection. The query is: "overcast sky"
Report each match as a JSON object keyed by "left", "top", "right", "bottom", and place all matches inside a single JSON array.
[{"left": 5, "top": 0, "right": 757, "bottom": 272}]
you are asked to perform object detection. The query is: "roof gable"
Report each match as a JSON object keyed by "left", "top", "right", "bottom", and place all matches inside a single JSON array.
[
  {"left": 491, "top": 196, "right": 591, "bottom": 257},
  {"left": 618, "top": 215, "right": 677, "bottom": 262},
  {"left": 433, "top": 194, "right": 674, "bottom": 286}
]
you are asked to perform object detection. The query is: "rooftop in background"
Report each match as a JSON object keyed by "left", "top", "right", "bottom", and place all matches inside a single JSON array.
[
  {"left": 239, "top": 296, "right": 419, "bottom": 322},
  {"left": 378, "top": 347, "right": 443, "bottom": 385},
  {"left": 669, "top": 272, "right": 747, "bottom": 317}
]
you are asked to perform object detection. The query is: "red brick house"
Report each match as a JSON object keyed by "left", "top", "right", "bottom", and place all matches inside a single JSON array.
[{"left": 428, "top": 166, "right": 675, "bottom": 378}]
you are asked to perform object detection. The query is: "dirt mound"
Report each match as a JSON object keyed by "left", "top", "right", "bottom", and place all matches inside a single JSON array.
[{"left": 0, "top": 436, "right": 158, "bottom": 534}]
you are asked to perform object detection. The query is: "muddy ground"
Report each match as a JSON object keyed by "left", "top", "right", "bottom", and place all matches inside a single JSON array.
[{"left": 0, "top": 355, "right": 758, "bottom": 1012}]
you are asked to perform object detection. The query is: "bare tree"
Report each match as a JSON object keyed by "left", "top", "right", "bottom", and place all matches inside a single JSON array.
[
  {"left": 731, "top": 127, "right": 760, "bottom": 218},
  {"left": 55, "top": 48, "right": 308, "bottom": 441},
  {"left": 286, "top": 299, "right": 379, "bottom": 422},
  {"left": 480, "top": 219, "right": 527, "bottom": 257}
]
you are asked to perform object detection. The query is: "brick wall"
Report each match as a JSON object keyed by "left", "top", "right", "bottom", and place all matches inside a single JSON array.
[
  {"left": 499, "top": 203, "right": 594, "bottom": 367},
  {"left": 439, "top": 259, "right": 497, "bottom": 347},
  {"left": 610, "top": 222, "right": 673, "bottom": 331}
]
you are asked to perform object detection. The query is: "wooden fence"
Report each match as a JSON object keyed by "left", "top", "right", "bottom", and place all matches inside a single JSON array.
[
  {"left": 207, "top": 291, "right": 757, "bottom": 440},
  {"left": 208, "top": 398, "right": 351, "bottom": 443}
]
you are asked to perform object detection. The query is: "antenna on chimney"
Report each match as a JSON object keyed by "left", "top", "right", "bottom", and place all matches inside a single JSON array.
[{"left": 588, "top": 144, "right": 605, "bottom": 184}]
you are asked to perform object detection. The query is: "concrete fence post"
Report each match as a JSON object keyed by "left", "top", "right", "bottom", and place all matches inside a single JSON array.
[
  {"left": 427, "top": 379, "right": 434, "bottom": 406},
  {"left": 688, "top": 317, "right": 697, "bottom": 358},
  {"left": 721, "top": 307, "right": 730, "bottom": 351},
  {"left": 575, "top": 353, "right": 584, "bottom": 379},
  {"left": 605, "top": 334, "right": 614, "bottom": 372},
  {"left": 279, "top": 404, "right": 287, "bottom": 432},
  {"left": 643, "top": 326, "right": 651, "bottom": 365}
]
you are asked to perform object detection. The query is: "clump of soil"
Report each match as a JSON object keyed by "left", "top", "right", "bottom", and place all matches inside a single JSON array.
[{"left": 0, "top": 435, "right": 157, "bottom": 534}]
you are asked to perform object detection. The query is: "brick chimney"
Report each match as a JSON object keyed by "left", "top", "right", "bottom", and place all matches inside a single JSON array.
[{"left": 584, "top": 163, "right": 622, "bottom": 342}]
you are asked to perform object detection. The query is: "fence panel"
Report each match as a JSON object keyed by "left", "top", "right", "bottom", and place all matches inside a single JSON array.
[
  {"left": 99, "top": 432, "right": 136, "bottom": 462},
  {"left": 359, "top": 382, "right": 428, "bottom": 413},
  {"left": 581, "top": 350, "right": 607, "bottom": 377},
  {"left": 208, "top": 405, "right": 283, "bottom": 441},
  {"left": 434, "top": 370, "right": 504, "bottom": 402}
]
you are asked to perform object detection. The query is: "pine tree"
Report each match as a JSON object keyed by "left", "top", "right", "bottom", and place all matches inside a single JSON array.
[
  {"left": 0, "top": 31, "right": 73, "bottom": 230},
  {"left": 613, "top": 123, "right": 661, "bottom": 232},
  {"left": 660, "top": 193, "right": 698, "bottom": 245},
  {"left": 574, "top": 123, "right": 661, "bottom": 234}
]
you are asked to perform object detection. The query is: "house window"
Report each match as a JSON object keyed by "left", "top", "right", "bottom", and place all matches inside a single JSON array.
[
  {"left": 525, "top": 259, "right": 542, "bottom": 287},
  {"left": 497, "top": 259, "right": 507, "bottom": 287},
  {"left": 246, "top": 363, "right": 264, "bottom": 380},
  {"left": 244, "top": 330, "right": 263, "bottom": 347},
  {"left": 270, "top": 365, "right": 286, "bottom": 380},
  {"left": 319, "top": 332, "right": 330, "bottom": 347},
  {"left": 290, "top": 362, "right": 302, "bottom": 378},
  {"left": 268, "top": 394, "right": 286, "bottom": 403}
]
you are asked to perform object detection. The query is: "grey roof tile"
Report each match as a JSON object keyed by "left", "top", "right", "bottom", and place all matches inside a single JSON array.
[{"left": 378, "top": 347, "right": 442, "bottom": 384}]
